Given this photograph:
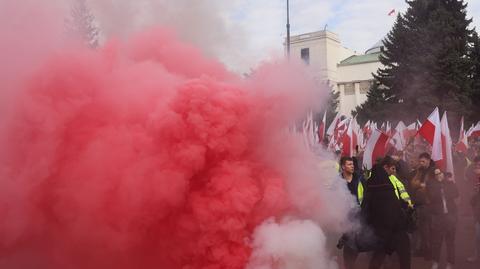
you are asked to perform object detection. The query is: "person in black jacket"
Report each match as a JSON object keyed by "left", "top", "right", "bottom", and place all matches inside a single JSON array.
[
  {"left": 427, "top": 169, "right": 459, "bottom": 269},
  {"left": 362, "top": 156, "right": 411, "bottom": 269},
  {"left": 338, "top": 156, "right": 365, "bottom": 269},
  {"left": 467, "top": 166, "right": 480, "bottom": 263},
  {"left": 409, "top": 152, "right": 436, "bottom": 259}
]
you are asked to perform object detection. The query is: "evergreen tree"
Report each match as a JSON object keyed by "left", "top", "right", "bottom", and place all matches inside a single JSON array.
[
  {"left": 315, "top": 82, "right": 340, "bottom": 128},
  {"left": 355, "top": 0, "right": 476, "bottom": 124},
  {"left": 468, "top": 31, "right": 480, "bottom": 122},
  {"left": 325, "top": 88, "right": 340, "bottom": 125},
  {"left": 353, "top": 82, "right": 395, "bottom": 125},
  {"left": 65, "top": 0, "right": 99, "bottom": 48}
]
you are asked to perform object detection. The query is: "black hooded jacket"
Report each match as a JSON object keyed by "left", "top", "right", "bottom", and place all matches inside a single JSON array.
[{"left": 361, "top": 164, "right": 407, "bottom": 252}]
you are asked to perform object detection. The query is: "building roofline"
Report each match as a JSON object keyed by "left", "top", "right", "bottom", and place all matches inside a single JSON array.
[
  {"left": 337, "top": 52, "right": 382, "bottom": 67},
  {"left": 288, "top": 30, "right": 340, "bottom": 44}
]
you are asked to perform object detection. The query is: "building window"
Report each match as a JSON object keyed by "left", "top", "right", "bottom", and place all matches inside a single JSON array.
[
  {"left": 344, "top": 83, "right": 355, "bottom": 95},
  {"left": 360, "top": 81, "right": 372, "bottom": 94},
  {"left": 301, "top": 48, "right": 310, "bottom": 65}
]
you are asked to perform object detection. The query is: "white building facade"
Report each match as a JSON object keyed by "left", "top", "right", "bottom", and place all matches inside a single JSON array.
[{"left": 288, "top": 30, "right": 383, "bottom": 116}]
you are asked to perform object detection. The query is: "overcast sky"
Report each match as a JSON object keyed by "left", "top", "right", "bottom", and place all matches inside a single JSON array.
[
  {"left": 85, "top": 0, "right": 480, "bottom": 73},
  {"left": 222, "top": 0, "right": 480, "bottom": 72}
]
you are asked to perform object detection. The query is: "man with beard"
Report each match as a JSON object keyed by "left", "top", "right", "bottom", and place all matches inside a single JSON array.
[
  {"left": 410, "top": 152, "right": 435, "bottom": 259},
  {"left": 427, "top": 169, "right": 459, "bottom": 269}
]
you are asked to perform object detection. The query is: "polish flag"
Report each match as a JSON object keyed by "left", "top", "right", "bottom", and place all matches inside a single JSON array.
[
  {"left": 353, "top": 119, "right": 362, "bottom": 150},
  {"left": 363, "top": 120, "right": 371, "bottom": 134},
  {"left": 388, "top": 9, "right": 396, "bottom": 16},
  {"left": 318, "top": 111, "right": 326, "bottom": 142},
  {"left": 363, "top": 120, "right": 372, "bottom": 141},
  {"left": 363, "top": 128, "right": 390, "bottom": 169},
  {"left": 326, "top": 113, "right": 340, "bottom": 138},
  {"left": 469, "top": 122, "right": 480, "bottom": 138},
  {"left": 353, "top": 119, "right": 365, "bottom": 149},
  {"left": 456, "top": 117, "right": 468, "bottom": 153},
  {"left": 342, "top": 119, "right": 358, "bottom": 157},
  {"left": 386, "top": 121, "right": 393, "bottom": 136},
  {"left": 334, "top": 117, "right": 349, "bottom": 147},
  {"left": 392, "top": 121, "right": 407, "bottom": 151},
  {"left": 405, "top": 122, "right": 418, "bottom": 139},
  {"left": 437, "top": 112, "right": 454, "bottom": 176},
  {"left": 418, "top": 107, "right": 443, "bottom": 162},
  {"left": 467, "top": 123, "right": 475, "bottom": 137}
]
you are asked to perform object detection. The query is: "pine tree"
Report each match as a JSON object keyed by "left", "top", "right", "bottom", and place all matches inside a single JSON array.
[
  {"left": 65, "top": 0, "right": 99, "bottom": 48},
  {"left": 468, "top": 31, "right": 480, "bottom": 122},
  {"left": 315, "top": 82, "right": 340, "bottom": 128},
  {"left": 353, "top": 82, "right": 395, "bottom": 125},
  {"left": 325, "top": 89, "right": 340, "bottom": 125},
  {"left": 355, "top": 0, "right": 476, "bottom": 124}
]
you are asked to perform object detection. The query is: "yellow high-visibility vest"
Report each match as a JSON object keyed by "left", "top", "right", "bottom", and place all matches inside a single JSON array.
[
  {"left": 389, "top": 175, "right": 413, "bottom": 207},
  {"left": 357, "top": 174, "right": 412, "bottom": 207}
]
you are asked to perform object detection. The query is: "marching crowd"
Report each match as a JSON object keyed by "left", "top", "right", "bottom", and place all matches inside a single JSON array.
[{"left": 330, "top": 136, "right": 480, "bottom": 269}]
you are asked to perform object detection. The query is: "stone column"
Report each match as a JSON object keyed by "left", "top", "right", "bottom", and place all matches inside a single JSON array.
[
  {"left": 338, "top": 84, "right": 345, "bottom": 115},
  {"left": 354, "top": 82, "right": 361, "bottom": 108}
]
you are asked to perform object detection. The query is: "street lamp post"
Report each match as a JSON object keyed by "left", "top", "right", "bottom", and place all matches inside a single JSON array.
[{"left": 286, "top": 0, "right": 290, "bottom": 59}]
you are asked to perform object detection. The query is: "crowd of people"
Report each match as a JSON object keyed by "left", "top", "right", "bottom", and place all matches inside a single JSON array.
[{"left": 333, "top": 138, "right": 480, "bottom": 269}]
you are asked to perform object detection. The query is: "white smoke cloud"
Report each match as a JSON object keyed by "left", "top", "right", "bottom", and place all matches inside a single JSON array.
[
  {"left": 246, "top": 218, "right": 339, "bottom": 269},
  {"left": 85, "top": 0, "right": 247, "bottom": 72},
  {"left": 245, "top": 125, "right": 357, "bottom": 269}
]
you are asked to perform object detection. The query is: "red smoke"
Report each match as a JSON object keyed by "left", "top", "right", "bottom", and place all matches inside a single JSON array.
[{"left": 0, "top": 25, "right": 328, "bottom": 268}]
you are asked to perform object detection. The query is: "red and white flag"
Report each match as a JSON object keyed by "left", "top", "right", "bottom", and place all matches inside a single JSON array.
[
  {"left": 438, "top": 112, "right": 454, "bottom": 176},
  {"left": 326, "top": 113, "right": 340, "bottom": 138},
  {"left": 341, "top": 118, "right": 360, "bottom": 157},
  {"left": 418, "top": 107, "right": 443, "bottom": 162},
  {"left": 363, "top": 128, "right": 390, "bottom": 169},
  {"left": 380, "top": 122, "right": 385, "bottom": 132},
  {"left": 392, "top": 121, "right": 407, "bottom": 151},
  {"left": 318, "top": 111, "right": 326, "bottom": 143},
  {"left": 363, "top": 120, "right": 371, "bottom": 134},
  {"left": 388, "top": 9, "right": 396, "bottom": 16},
  {"left": 336, "top": 118, "right": 349, "bottom": 137},
  {"left": 405, "top": 121, "right": 418, "bottom": 140},
  {"left": 386, "top": 121, "right": 393, "bottom": 136},
  {"left": 353, "top": 119, "right": 365, "bottom": 149},
  {"left": 456, "top": 117, "right": 468, "bottom": 153},
  {"left": 469, "top": 122, "right": 480, "bottom": 138}
]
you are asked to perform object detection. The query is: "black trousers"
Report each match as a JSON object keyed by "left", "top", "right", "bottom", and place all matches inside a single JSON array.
[
  {"left": 415, "top": 205, "right": 431, "bottom": 255},
  {"left": 430, "top": 213, "right": 457, "bottom": 264},
  {"left": 369, "top": 231, "right": 411, "bottom": 269}
]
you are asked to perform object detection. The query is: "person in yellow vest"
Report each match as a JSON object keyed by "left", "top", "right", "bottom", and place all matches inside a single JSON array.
[
  {"left": 337, "top": 156, "right": 366, "bottom": 269},
  {"left": 338, "top": 155, "right": 414, "bottom": 269},
  {"left": 358, "top": 162, "right": 412, "bottom": 208},
  {"left": 361, "top": 156, "right": 412, "bottom": 269}
]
